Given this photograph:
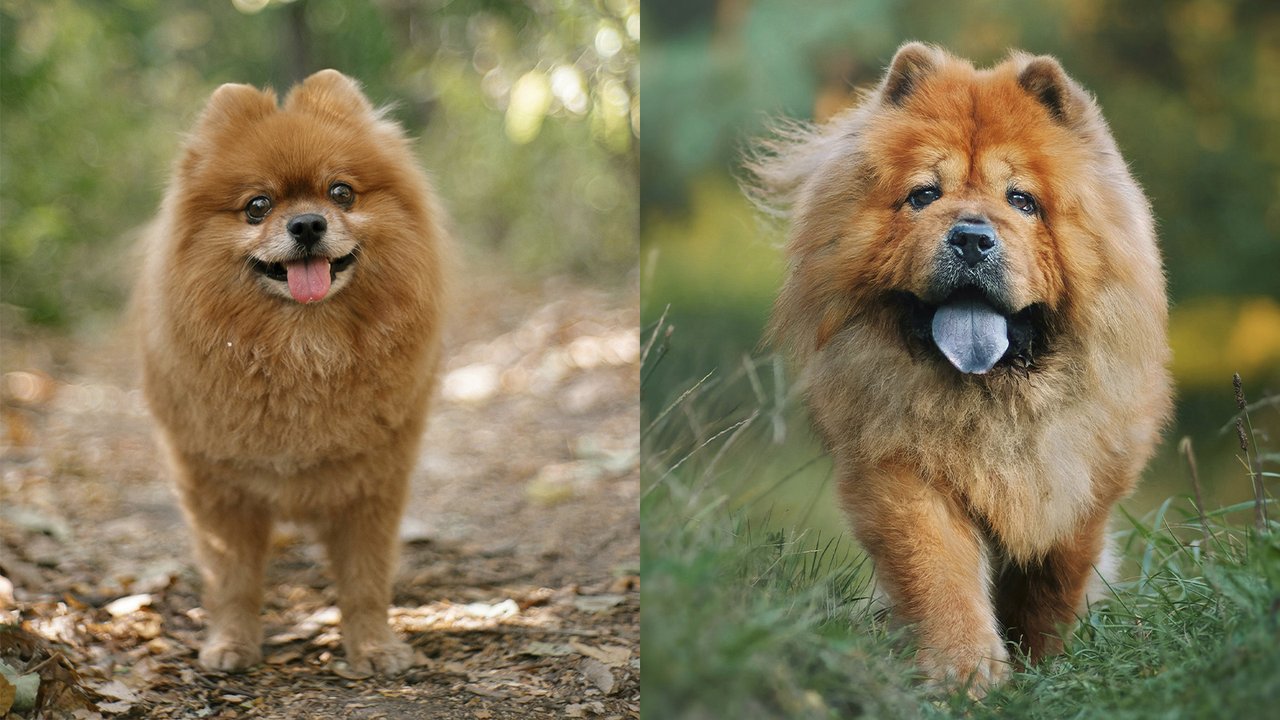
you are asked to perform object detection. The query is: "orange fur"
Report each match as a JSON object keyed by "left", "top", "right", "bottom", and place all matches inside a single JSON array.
[
  {"left": 137, "top": 70, "right": 448, "bottom": 675},
  {"left": 753, "top": 44, "right": 1172, "bottom": 695}
]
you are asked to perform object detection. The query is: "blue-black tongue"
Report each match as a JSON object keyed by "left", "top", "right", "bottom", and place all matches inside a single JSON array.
[{"left": 930, "top": 299, "right": 1009, "bottom": 374}]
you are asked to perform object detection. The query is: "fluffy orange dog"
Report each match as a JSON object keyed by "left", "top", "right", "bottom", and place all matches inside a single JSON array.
[
  {"left": 138, "top": 71, "right": 447, "bottom": 674},
  {"left": 753, "top": 43, "right": 1171, "bottom": 693}
]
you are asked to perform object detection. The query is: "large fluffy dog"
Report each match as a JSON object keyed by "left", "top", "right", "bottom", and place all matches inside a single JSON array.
[{"left": 754, "top": 43, "right": 1171, "bottom": 693}]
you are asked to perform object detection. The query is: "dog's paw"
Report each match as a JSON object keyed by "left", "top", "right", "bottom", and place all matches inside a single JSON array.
[
  {"left": 918, "top": 637, "right": 1011, "bottom": 699},
  {"left": 199, "top": 640, "right": 262, "bottom": 672},
  {"left": 347, "top": 638, "right": 415, "bottom": 676}
]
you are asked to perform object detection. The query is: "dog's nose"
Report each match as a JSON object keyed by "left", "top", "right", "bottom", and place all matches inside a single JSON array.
[
  {"left": 287, "top": 213, "right": 328, "bottom": 248},
  {"left": 947, "top": 222, "right": 998, "bottom": 268}
]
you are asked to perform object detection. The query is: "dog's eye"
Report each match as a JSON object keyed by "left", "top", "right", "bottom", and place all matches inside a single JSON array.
[
  {"left": 907, "top": 186, "right": 941, "bottom": 210},
  {"left": 245, "top": 196, "right": 272, "bottom": 224},
  {"left": 1008, "top": 190, "right": 1037, "bottom": 215},
  {"left": 329, "top": 182, "right": 355, "bottom": 208}
]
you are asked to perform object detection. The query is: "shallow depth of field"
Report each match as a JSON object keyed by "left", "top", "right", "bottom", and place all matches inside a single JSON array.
[
  {"left": 1, "top": 1, "right": 639, "bottom": 718},
  {"left": 640, "top": 0, "right": 1280, "bottom": 717}
]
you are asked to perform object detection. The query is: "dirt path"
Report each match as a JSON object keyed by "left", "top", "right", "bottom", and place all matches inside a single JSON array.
[{"left": 0, "top": 264, "right": 640, "bottom": 719}]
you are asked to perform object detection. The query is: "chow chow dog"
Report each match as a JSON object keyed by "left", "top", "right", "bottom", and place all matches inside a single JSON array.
[
  {"left": 138, "top": 70, "right": 447, "bottom": 674},
  {"left": 752, "top": 43, "right": 1171, "bottom": 693}
]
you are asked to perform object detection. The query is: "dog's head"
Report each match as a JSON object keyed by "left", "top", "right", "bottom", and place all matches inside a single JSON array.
[
  {"left": 756, "top": 43, "right": 1154, "bottom": 376},
  {"left": 164, "top": 70, "right": 435, "bottom": 306}
]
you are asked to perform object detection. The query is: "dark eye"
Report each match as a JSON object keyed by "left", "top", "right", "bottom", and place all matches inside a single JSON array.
[
  {"left": 1008, "top": 190, "right": 1037, "bottom": 215},
  {"left": 245, "top": 196, "right": 272, "bottom": 223},
  {"left": 329, "top": 182, "right": 355, "bottom": 208},
  {"left": 907, "top": 186, "right": 941, "bottom": 210}
]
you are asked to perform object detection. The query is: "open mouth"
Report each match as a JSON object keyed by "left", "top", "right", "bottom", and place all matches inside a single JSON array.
[
  {"left": 248, "top": 250, "right": 358, "bottom": 304},
  {"left": 249, "top": 251, "right": 357, "bottom": 282},
  {"left": 890, "top": 289, "right": 1047, "bottom": 375}
]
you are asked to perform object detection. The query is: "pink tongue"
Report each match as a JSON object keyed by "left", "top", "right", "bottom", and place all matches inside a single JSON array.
[{"left": 285, "top": 257, "right": 332, "bottom": 303}]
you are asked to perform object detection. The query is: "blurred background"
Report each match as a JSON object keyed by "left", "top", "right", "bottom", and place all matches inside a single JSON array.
[
  {"left": 641, "top": 0, "right": 1280, "bottom": 532},
  {"left": 0, "top": 0, "right": 638, "bottom": 328},
  {"left": 1, "top": 4, "right": 642, "bottom": 712}
]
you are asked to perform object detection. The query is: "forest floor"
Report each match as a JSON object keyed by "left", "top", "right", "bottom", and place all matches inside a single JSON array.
[{"left": 0, "top": 262, "right": 640, "bottom": 719}]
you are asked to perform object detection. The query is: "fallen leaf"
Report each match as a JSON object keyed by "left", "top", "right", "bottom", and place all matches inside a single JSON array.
[
  {"left": 462, "top": 599, "right": 518, "bottom": 618},
  {"left": 2, "top": 506, "right": 71, "bottom": 541},
  {"left": 569, "top": 640, "right": 630, "bottom": 666},
  {"left": 523, "top": 641, "right": 573, "bottom": 657},
  {"left": 565, "top": 700, "right": 606, "bottom": 717},
  {"left": 607, "top": 574, "right": 639, "bottom": 593},
  {"left": 572, "top": 595, "right": 625, "bottom": 613},
  {"left": 464, "top": 683, "right": 510, "bottom": 700},
  {"left": 92, "top": 679, "right": 137, "bottom": 702},
  {"left": 0, "top": 666, "right": 32, "bottom": 713},
  {"left": 265, "top": 649, "right": 302, "bottom": 665},
  {"left": 577, "top": 657, "right": 615, "bottom": 695},
  {"left": 266, "top": 606, "right": 340, "bottom": 644},
  {"left": 104, "top": 593, "right": 152, "bottom": 617},
  {"left": 330, "top": 662, "right": 372, "bottom": 681}
]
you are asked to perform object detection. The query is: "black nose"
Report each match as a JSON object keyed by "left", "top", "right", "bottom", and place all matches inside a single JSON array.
[
  {"left": 947, "top": 222, "right": 998, "bottom": 268},
  {"left": 287, "top": 213, "right": 327, "bottom": 248}
]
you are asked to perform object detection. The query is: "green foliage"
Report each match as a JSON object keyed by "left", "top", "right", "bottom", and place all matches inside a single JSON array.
[
  {"left": 0, "top": 0, "right": 637, "bottom": 326},
  {"left": 971, "top": 514, "right": 1280, "bottom": 719},
  {"left": 641, "top": 0, "right": 1280, "bottom": 300},
  {"left": 642, "top": 504, "right": 923, "bottom": 720},
  {"left": 642, "top": 321, "right": 1280, "bottom": 717}
]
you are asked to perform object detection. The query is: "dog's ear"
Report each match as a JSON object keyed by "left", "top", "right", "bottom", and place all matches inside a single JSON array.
[
  {"left": 1016, "top": 55, "right": 1092, "bottom": 128},
  {"left": 196, "top": 83, "right": 277, "bottom": 133},
  {"left": 284, "top": 69, "right": 375, "bottom": 121},
  {"left": 880, "top": 42, "right": 945, "bottom": 106}
]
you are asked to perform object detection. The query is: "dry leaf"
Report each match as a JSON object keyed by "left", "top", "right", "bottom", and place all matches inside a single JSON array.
[
  {"left": 569, "top": 640, "right": 630, "bottom": 666},
  {"left": 577, "top": 657, "right": 615, "bottom": 695},
  {"left": 0, "top": 670, "right": 22, "bottom": 713},
  {"left": 92, "top": 679, "right": 137, "bottom": 702},
  {"left": 330, "top": 662, "right": 372, "bottom": 680},
  {"left": 523, "top": 641, "right": 573, "bottom": 657},
  {"left": 572, "top": 594, "right": 625, "bottom": 613},
  {"left": 104, "top": 593, "right": 152, "bottom": 617},
  {"left": 607, "top": 574, "right": 639, "bottom": 593},
  {"left": 265, "top": 649, "right": 303, "bottom": 665},
  {"left": 462, "top": 599, "right": 518, "bottom": 618},
  {"left": 565, "top": 700, "right": 606, "bottom": 717}
]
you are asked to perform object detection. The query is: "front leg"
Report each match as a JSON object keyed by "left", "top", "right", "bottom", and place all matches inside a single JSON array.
[
  {"left": 173, "top": 459, "right": 272, "bottom": 672},
  {"left": 317, "top": 489, "right": 414, "bottom": 675},
  {"left": 995, "top": 510, "right": 1109, "bottom": 663},
  {"left": 839, "top": 461, "right": 1008, "bottom": 696}
]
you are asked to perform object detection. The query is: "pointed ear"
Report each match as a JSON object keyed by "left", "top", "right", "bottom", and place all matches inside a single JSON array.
[
  {"left": 196, "top": 83, "right": 277, "bottom": 133},
  {"left": 880, "top": 42, "right": 945, "bottom": 106},
  {"left": 284, "top": 69, "right": 375, "bottom": 120},
  {"left": 1017, "top": 55, "right": 1091, "bottom": 126}
]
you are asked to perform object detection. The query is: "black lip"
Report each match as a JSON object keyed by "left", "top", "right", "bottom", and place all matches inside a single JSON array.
[{"left": 248, "top": 250, "right": 358, "bottom": 283}]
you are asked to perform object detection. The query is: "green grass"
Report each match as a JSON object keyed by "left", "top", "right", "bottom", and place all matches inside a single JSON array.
[{"left": 640, "top": 321, "right": 1280, "bottom": 719}]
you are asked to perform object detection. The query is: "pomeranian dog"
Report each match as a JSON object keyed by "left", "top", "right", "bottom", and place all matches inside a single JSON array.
[
  {"left": 138, "top": 70, "right": 447, "bottom": 674},
  {"left": 752, "top": 43, "right": 1171, "bottom": 694}
]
